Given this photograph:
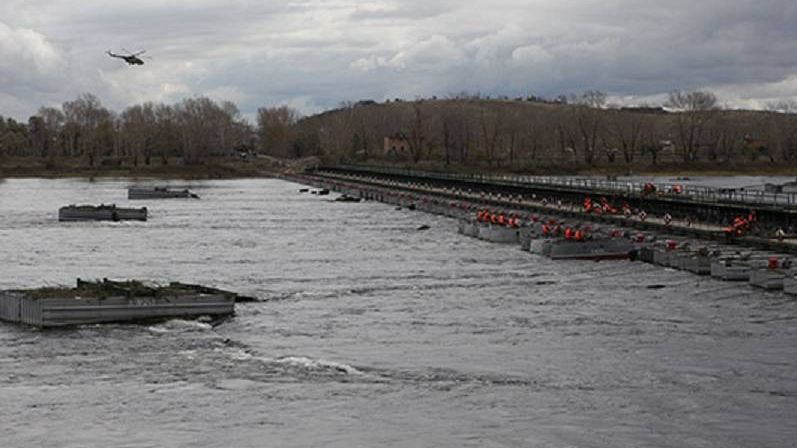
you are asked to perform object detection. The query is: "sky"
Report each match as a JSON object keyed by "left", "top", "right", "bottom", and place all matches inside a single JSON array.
[{"left": 1, "top": 0, "right": 797, "bottom": 122}]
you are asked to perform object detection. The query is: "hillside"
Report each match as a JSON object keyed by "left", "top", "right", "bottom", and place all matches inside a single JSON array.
[
  {"left": 3, "top": 93, "right": 797, "bottom": 176},
  {"left": 289, "top": 97, "right": 797, "bottom": 173}
]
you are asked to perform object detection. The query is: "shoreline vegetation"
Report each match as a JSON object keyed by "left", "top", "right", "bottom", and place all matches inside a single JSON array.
[
  {"left": 0, "top": 156, "right": 319, "bottom": 179},
  {"left": 2, "top": 157, "right": 797, "bottom": 180},
  {"left": 0, "top": 161, "right": 276, "bottom": 180},
  {"left": 3, "top": 91, "right": 797, "bottom": 180}
]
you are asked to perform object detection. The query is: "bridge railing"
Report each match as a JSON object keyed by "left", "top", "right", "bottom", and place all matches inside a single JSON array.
[{"left": 321, "top": 165, "right": 797, "bottom": 208}]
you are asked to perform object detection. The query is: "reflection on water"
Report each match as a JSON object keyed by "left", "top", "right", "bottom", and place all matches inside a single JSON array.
[{"left": 0, "top": 178, "right": 796, "bottom": 447}]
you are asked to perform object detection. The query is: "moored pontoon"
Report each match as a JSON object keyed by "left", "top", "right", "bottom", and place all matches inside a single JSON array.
[
  {"left": 59, "top": 204, "right": 147, "bottom": 222},
  {"left": 0, "top": 279, "right": 238, "bottom": 327},
  {"left": 128, "top": 187, "right": 199, "bottom": 200}
]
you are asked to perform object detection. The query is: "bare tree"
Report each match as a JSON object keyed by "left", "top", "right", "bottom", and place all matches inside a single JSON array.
[
  {"left": 479, "top": 107, "right": 501, "bottom": 166},
  {"left": 609, "top": 109, "right": 652, "bottom": 164},
  {"left": 570, "top": 90, "right": 607, "bottom": 165},
  {"left": 32, "top": 107, "right": 65, "bottom": 158},
  {"left": 174, "top": 96, "right": 235, "bottom": 164},
  {"left": 667, "top": 90, "right": 718, "bottom": 163},
  {"left": 257, "top": 106, "right": 301, "bottom": 157},
  {"left": 396, "top": 104, "right": 427, "bottom": 163},
  {"left": 62, "top": 94, "right": 114, "bottom": 166}
]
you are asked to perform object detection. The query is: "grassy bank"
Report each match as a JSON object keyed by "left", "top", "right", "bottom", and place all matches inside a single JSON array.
[
  {"left": 1, "top": 163, "right": 273, "bottom": 179},
  {"left": 0, "top": 156, "right": 322, "bottom": 179},
  {"left": 4, "top": 156, "right": 797, "bottom": 179}
]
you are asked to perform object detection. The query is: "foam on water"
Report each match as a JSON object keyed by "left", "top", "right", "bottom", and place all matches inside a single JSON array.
[
  {"left": 272, "top": 355, "right": 363, "bottom": 375},
  {"left": 147, "top": 319, "right": 214, "bottom": 333}
]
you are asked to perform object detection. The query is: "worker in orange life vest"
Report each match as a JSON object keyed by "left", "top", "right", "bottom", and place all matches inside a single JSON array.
[
  {"left": 574, "top": 230, "right": 584, "bottom": 241},
  {"left": 564, "top": 227, "right": 573, "bottom": 240}
]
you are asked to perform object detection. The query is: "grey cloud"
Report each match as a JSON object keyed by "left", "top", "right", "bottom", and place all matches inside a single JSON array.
[
  {"left": 347, "top": 0, "right": 457, "bottom": 21},
  {"left": 2, "top": 0, "right": 797, "bottom": 121}
]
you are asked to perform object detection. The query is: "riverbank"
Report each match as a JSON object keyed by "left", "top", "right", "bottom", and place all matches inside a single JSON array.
[
  {"left": 320, "top": 160, "right": 797, "bottom": 178},
  {"left": 4, "top": 157, "right": 797, "bottom": 179},
  {"left": 577, "top": 165, "right": 797, "bottom": 178},
  {"left": 0, "top": 161, "right": 274, "bottom": 179}
]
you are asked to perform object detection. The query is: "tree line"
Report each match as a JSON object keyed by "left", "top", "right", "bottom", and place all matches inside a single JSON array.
[
  {"left": 294, "top": 90, "right": 797, "bottom": 170},
  {"left": 2, "top": 91, "right": 797, "bottom": 170},
  {"left": 2, "top": 93, "right": 255, "bottom": 167}
]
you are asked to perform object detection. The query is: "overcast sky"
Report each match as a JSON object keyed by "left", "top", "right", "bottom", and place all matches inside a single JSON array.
[{"left": 2, "top": 0, "right": 796, "bottom": 121}]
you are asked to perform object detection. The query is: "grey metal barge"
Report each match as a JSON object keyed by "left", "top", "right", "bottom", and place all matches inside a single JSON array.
[
  {"left": 128, "top": 187, "right": 199, "bottom": 200},
  {"left": 59, "top": 204, "right": 147, "bottom": 222},
  {"left": 477, "top": 223, "right": 521, "bottom": 244},
  {"left": 0, "top": 279, "right": 236, "bottom": 327},
  {"left": 547, "top": 238, "right": 635, "bottom": 261}
]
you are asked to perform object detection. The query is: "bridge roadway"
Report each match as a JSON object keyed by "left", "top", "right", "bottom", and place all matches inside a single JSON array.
[
  {"left": 304, "top": 166, "right": 797, "bottom": 254},
  {"left": 313, "top": 165, "right": 797, "bottom": 231}
]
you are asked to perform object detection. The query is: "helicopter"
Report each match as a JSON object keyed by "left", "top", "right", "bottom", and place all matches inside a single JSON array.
[{"left": 107, "top": 49, "right": 148, "bottom": 66}]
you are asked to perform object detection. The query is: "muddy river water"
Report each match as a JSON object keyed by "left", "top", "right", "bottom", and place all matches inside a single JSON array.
[{"left": 0, "top": 178, "right": 795, "bottom": 447}]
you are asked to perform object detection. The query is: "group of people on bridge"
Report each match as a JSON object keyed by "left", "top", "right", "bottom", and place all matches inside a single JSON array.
[
  {"left": 723, "top": 212, "right": 757, "bottom": 238},
  {"left": 583, "top": 196, "right": 621, "bottom": 215},
  {"left": 541, "top": 218, "right": 591, "bottom": 242}
]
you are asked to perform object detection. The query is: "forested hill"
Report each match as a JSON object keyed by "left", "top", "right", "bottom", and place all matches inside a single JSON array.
[
  {"left": 288, "top": 93, "right": 797, "bottom": 171},
  {"left": 2, "top": 91, "right": 797, "bottom": 175}
]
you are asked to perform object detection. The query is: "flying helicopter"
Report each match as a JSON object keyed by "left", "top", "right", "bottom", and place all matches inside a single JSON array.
[{"left": 107, "top": 49, "right": 148, "bottom": 66}]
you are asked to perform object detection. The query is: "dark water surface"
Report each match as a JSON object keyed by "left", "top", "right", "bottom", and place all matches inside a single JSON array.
[{"left": 1, "top": 178, "right": 795, "bottom": 447}]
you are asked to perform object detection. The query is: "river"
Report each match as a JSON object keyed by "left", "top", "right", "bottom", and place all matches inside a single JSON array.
[{"left": 0, "top": 178, "right": 795, "bottom": 447}]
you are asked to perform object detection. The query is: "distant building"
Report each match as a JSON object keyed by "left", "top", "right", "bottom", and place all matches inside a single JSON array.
[
  {"left": 744, "top": 135, "right": 771, "bottom": 161},
  {"left": 384, "top": 135, "right": 410, "bottom": 156}
]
